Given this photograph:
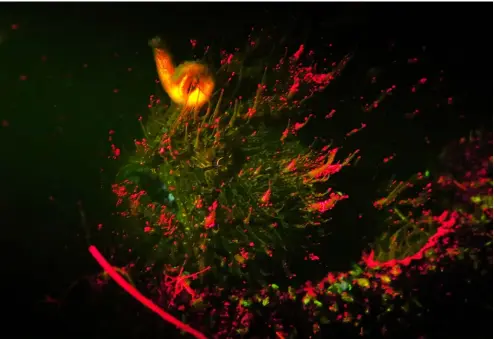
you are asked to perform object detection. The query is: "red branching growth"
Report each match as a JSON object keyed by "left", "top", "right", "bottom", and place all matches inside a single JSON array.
[
  {"left": 363, "top": 210, "right": 459, "bottom": 268},
  {"left": 162, "top": 262, "right": 211, "bottom": 306},
  {"left": 307, "top": 190, "right": 349, "bottom": 213}
]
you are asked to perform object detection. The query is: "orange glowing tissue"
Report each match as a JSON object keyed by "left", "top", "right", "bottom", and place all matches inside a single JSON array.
[{"left": 150, "top": 37, "right": 214, "bottom": 111}]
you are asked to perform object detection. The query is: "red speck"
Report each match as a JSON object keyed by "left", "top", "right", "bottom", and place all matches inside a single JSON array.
[
  {"left": 97, "top": 223, "right": 103, "bottom": 230},
  {"left": 325, "top": 109, "right": 337, "bottom": 119},
  {"left": 113, "top": 89, "right": 119, "bottom": 93},
  {"left": 2, "top": 120, "right": 9, "bottom": 127},
  {"left": 288, "top": 78, "right": 300, "bottom": 97},
  {"left": 447, "top": 97, "right": 453, "bottom": 105},
  {"left": 190, "top": 39, "right": 197, "bottom": 48},
  {"left": 418, "top": 78, "right": 427, "bottom": 85},
  {"left": 292, "top": 44, "right": 304, "bottom": 61},
  {"left": 111, "top": 144, "right": 121, "bottom": 159},
  {"left": 308, "top": 253, "right": 320, "bottom": 261},
  {"left": 11, "top": 24, "right": 18, "bottom": 30},
  {"left": 19, "top": 75, "right": 27, "bottom": 81}
]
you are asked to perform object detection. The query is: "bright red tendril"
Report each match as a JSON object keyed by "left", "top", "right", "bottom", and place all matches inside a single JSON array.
[{"left": 88, "top": 245, "right": 207, "bottom": 339}]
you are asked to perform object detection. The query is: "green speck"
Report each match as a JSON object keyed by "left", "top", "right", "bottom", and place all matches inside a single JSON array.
[
  {"left": 471, "top": 196, "right": 481, "bottom": 203},
  {"left": 341, "top": 293, "right": 354, "bottom": 303},
  {"left": 320, "top": 316, "right": 330, "bottom": 324},
  {"left": 241, "top": 299, "right": 252, "bottom": 307}
]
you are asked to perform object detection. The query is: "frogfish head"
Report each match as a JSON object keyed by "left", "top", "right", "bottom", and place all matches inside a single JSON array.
[{"left": 173, "top": 62, "right": 215, "bottom": 110}]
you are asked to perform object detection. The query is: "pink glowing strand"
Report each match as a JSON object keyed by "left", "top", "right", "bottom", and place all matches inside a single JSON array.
[
  {"left": 88, "top": 245, "right": 207, "bottom": 339},
  {"left": 362, "top": 211, "right": 458, "bottom": 268}
]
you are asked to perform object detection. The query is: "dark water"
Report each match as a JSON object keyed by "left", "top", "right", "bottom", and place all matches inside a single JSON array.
[{"left": 0, "top": 3, "right": 491, "bottom": 338}]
